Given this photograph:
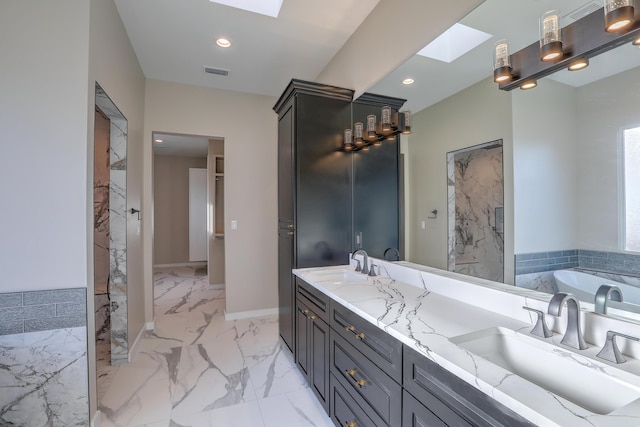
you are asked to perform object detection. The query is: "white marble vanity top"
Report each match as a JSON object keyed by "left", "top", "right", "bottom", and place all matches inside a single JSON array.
[{"left": 293, "top": 261, "right": 640, "bottom": 427}]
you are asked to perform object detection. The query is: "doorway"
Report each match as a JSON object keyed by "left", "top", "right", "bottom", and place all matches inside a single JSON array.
[{"left": 152, "top": 133, "right": 225, "bottom": 286}]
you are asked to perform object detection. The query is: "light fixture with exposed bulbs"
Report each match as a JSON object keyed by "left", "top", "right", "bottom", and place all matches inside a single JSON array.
[
  {"left": 605, "top": 0, "right": 635, "bottom": 32},
  {"left": 343, "top": 106, "right": 411, "bottom": 152}
]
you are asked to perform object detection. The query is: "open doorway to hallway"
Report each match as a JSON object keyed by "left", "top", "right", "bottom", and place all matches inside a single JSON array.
[{"left": 151, "top": 133, "right": 225, "bottom": 286}]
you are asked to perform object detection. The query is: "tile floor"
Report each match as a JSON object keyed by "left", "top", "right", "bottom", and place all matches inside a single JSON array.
[{"left": 97, "top": 267, "right": 334, "bottom": 427}]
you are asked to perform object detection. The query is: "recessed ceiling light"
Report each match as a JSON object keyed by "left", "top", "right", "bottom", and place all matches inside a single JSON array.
[
  {"left": 402, "top": 78, "right": 415, "bottom": 85},
  {"left": 216, "top": 38, "right": 231, "bottom": 48},
  {"left": 416, "top": 23, "right": 492, "bottom": 63},
  {"left": 209, "top": 0, "right": 284, "bottom": 18},
  {"left": 154, "top": 139, "right": 163, "bottom": 143}
]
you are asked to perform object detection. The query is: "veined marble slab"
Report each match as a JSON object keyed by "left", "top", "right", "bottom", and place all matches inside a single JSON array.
[
  {"left": 294, "top": 260, "right": 640, "bottom": 427},
  {"left": 0, "top": 327, "right": 88, "bottom": 426}
]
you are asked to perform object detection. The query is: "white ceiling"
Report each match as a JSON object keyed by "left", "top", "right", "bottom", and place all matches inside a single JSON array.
[
  {"left": 114, "top": 0, "right": 380, "bottom": 97},
  {"left": 153, "top": 133, "right": 211, "bottom": 157},
  {"left": 117, "top": 0, "right": 640, "bottom": 155}
]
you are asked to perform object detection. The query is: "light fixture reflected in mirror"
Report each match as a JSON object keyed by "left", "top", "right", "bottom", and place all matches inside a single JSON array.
[
  {"left": 342, "top": 107, "right": 412, "bottom": 151},
  {"left": 568, "top": 57, "right": 589, "bottom": 71},
  {"left": 605, "top": 0, "right": 635, "bottom": 32},
  {"left": 493, "top": 39, "right": 512, "bottom": 83},
  {"left": 520, "top": 80, "right": 537, "bottom": 90},
  {"left": 540, "top": 10, "right": 563, "bottom": 61}
]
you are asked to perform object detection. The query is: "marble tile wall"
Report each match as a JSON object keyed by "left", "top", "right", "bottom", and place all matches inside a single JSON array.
[
  {"left": 0, "top": 288, "right": 86, "bottom": 335},
  {"left": 96, "top": 84, "right": 128, "bottom": 365},
  {"left": 447, "top": 143, "right": 504, "bottom": 282},
  {"left": 0, "top": 327, "right": 89, "bottom": 426}
]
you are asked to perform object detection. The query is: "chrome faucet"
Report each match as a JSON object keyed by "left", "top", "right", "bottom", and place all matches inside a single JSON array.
[
  {"left": 383, "top": 247, "right": 400, "bottom": 261},
  {"left": 595, "top": 285, "right": 623, "bottom": 314},
  {"left": 548, "top": 292, "right": 588, "bottom": 350},
  {"left": 352, "top": 250, "right": 369, "bottom": 275}
]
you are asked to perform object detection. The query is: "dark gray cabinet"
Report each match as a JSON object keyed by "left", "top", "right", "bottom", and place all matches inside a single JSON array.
[{"left": 274, "top": 80, "right": 353, "bottom": 353}]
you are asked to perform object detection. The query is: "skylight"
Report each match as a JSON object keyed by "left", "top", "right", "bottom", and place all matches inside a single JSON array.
[
  {"left": 209, "top": 0, "right": 284, "bottom": 18},
  {"left": 416, "top": 23, "right": 492, "bottom": 63}
]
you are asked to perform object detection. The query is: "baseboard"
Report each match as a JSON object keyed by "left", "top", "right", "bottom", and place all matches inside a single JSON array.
[
  {"left": 154, "top": 262, "right": 207, "bottom": 268},
  {"left": 128, "top": 323, "right": 146, "bottom": 363},
  {"left": 91, "top": 410, "right": 101, "bottom": 427},
  {"left": 145, "top": 317, "right": 155, "bottom": 331},
  {"left": 224, "top": 307, "right": 278, "bottom": 321},
  {"left": 209, "top": 284, "right": 225, "bottom": 290}
]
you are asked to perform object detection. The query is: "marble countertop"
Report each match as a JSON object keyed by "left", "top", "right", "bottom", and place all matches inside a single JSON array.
[{"left": 293, "top": 263, "right": 640, "bottom": 427}]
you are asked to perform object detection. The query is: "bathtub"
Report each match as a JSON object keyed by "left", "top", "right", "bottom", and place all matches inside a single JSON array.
[{"left": 553, "top": 270, "right": 640, "bottom": 317}]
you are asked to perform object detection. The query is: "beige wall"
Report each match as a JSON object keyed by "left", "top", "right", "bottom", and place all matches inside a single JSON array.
[
  {"left": 407, "top": 77, "right": 515, "bottom": 283},
  {"left": 88, "top": 0, "right": 146, "bottom": 416},
  {"left": 576, "top": 67, "right": 640, "bottom": 251},
  {"left": 153, "top": 155, "right": 207, "bottom": 265},
  {"left": 143, "top": 80, "right": 278, "bottom": 317},
  {"left": 512, "top": 79, "right": 578, "bottom": 253},
  {"left": 0, "top": 1, "right": 90, "bottom": 293}
]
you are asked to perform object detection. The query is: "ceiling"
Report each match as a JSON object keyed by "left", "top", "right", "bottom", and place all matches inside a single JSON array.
[{"left": 116, "top": 0, "right": 640, "bottom": 154}]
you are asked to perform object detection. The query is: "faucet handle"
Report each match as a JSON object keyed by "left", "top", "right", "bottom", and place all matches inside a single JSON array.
[
  {"left": 354, "top": 259, "right": 362, "bottom": 272},
  {"left": 368, "top": 263, "right": 377, "bottom": 277},
  {"left": 597, "top": 331, "right": 639, "bottom": 364},
  {"left": 522, "top": 307, "right": 553, "bottom": 338}
]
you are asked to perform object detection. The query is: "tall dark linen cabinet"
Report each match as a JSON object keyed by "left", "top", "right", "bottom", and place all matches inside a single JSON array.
[{"left": 273, "top": 79, "right": 405, "bottom": 354}]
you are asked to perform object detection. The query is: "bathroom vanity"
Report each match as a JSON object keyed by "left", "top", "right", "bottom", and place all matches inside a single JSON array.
[{"left": 292, "top": 259, "right": 640, "bottom": 427}]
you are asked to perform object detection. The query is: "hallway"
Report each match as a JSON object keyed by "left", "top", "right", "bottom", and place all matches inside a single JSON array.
[{"left": 98, "top": 266, "right": 333, "bottom": 426}]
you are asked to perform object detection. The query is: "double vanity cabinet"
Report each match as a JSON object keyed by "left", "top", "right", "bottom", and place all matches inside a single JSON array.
[{"left": 294, "top": 276, "right": 533, "bottom": 427}]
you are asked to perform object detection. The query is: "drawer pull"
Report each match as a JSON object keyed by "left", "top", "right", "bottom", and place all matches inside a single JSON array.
[
  {"left": 309, "top": 315, "right": 317, "bottom": 320},
  {"left": 345, "top": 368, "right": 368, "bottom": 388},
  {"left": 287, "top": 231, "right": 294, "bottom": 236},
  {"left": 288, "top": 224, "right": 294, "bottom": 229},
  {"left": 303, "top": 309, "right": 310, "bottom": 315},
  {"left": 345, "top": 422, "right": 357, "bottom": 427},
  {"left": 346, "top": 325, "right": 365, "bottom": 340}
]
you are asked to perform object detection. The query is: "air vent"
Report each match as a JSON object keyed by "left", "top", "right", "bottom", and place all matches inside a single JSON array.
[
  {"left": 562, "top": 2, "right": 601, "bottom": 25},
  {"left": 203, "top": 66, "right": 230, "bottom": 76}
]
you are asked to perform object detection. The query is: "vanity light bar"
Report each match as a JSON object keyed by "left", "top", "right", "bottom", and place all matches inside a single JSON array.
[{"left": 343, "top": 109, "right": 411, "bottom": 152}]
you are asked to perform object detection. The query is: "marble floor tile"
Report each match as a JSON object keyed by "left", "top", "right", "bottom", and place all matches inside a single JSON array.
[
  {"left": 98, "top": 266, "right": 333, "bottom": 427},
  {"left": 171, "top": 401, "right": 265, "bottom": 427},
  {"left": 258, "top": 388, "right": 335, "bottom": 427}
]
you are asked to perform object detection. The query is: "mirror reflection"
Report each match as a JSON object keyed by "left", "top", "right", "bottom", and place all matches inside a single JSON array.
[{"left": 370, "top": 0, "right": 640, "bottom": 322}]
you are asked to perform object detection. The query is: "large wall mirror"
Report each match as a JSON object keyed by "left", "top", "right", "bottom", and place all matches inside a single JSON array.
[{"left": 369, "top": 0, "right": 640, "bottom": 323}]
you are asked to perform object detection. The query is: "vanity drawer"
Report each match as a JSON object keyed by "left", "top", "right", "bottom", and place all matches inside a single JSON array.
[
  {"left": 331, "top": 331, "right": 401, "bottom": 427},
  {"left": 403, "top": 345, "right": 535, "bottom": 427},
  {"left": 330, "top": 302, "right": 403, "bottom": 383},
  {"left": 330, "top": 374, "right": 381, "bottom": 427},
  {"left": 296, "top": 277, "right": 330, "bottom": 324}
]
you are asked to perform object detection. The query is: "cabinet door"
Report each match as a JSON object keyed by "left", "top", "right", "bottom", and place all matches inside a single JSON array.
[
  {"left": 310, "top": 315, "right": 329, "bottom": 413},
  {"left": 295, "top": 300, "right": 310, "bottom": 380},
  {"left": 278, "top": 103, "right": 295, "bottom": 223},
  {"left": 402, "top": 390, "right": 448, "bottom": 427},
  {"left": 278, "top": 232, "right": 294, "bottom": 352}
]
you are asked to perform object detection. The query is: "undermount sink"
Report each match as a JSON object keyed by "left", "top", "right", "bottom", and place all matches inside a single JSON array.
[
  {"left": 450, "top": 327, "right": 640, "bottom": 415},
  {"left": 305, "top": 269, "right": 367, "bottom": 284}
]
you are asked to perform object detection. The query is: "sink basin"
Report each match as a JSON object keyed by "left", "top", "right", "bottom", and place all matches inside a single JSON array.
[
  {"left": 450, "top": 327, "right": 640, "bottom": 415},
  {"left": 305, "top": 269, "right": 367, "bottom": 284}
]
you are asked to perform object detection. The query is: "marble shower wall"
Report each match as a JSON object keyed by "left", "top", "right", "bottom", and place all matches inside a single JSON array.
[
  {"left": 447, "top": 142, "right": 504, "bottom": 282},
  {"left": 94, "top": 111, "right": 110, "bottom": 288},
  {"left": 96, "top": 84, "right": 128, "bottom": 365}
]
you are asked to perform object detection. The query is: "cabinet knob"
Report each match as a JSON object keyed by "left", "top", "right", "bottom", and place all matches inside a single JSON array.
[
  {"left": 288, "top": 224, "right": 294, "bottom": 230},
  {"left": 346, "top": 325, "right": 355, "bottom": 332},
  {"left": 356, "top": 379, "right": 367, "bottom": 388},
  {"left": 345, "top": 422, "right": 357, "bottom": 427},
  {"left": 345, "top": 369, "right": 357, "bottom": 377},
  {"left": 303, "top": 309, "right": 310, "bottom": 315},
  {"left": 309, "top": 315, "right": 317, "bottom": 320},
  {"left": 356, "top": 332, "right": 366, "bottom": 340},
  {"left": 287, "top": 231, "right": 294, "bottom": 236}
]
